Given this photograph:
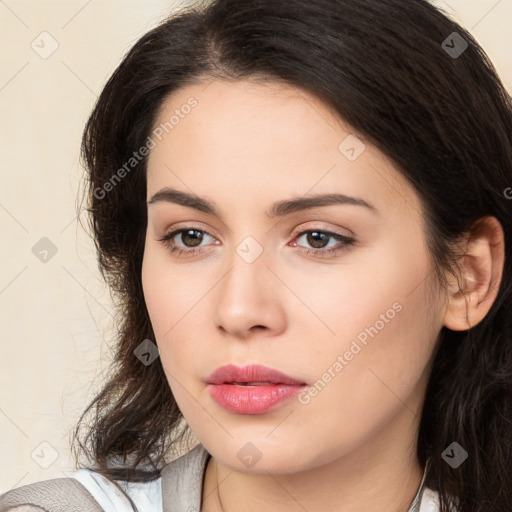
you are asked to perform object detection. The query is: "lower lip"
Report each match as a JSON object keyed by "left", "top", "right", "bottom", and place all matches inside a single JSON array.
[{"left": 208, "top": 383, "right": 306, "bottom": 414}]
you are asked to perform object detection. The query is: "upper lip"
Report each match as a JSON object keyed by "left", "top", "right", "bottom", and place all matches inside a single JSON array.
[{"left": 206, "top": 364, "right": 307, "bottom": 386}]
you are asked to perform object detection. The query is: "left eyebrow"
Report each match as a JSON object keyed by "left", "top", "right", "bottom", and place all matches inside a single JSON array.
[
  {"left": 268, "top": 192, "right": 378, "bottom": 217},
  {"left": 147, "top": 188, "right": 379, "bottom": 218}
]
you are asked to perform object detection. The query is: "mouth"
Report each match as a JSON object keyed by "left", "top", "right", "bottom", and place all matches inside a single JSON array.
[
  {"left": 228, "top": 381, "right": 275, "bottom": 386},
  {"left": 206, "top": 364, "right": 307, "bottom": 415},
  {"left": 205, "top": 364, "right": 307, "bottom": 386},
  {"left": 205, "top": 364, "right": 308, "bottom": 414},
  {"left": 207, "top": 382, "right": 307, "bottom": 414}
]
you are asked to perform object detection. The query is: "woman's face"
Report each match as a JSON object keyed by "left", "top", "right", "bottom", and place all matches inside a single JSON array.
[{"left": 142, "top": 79, "right": 447, "bottom": 473}]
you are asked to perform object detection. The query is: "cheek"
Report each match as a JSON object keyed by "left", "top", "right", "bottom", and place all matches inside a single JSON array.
[
  {"left": 142, "top": 239, "right": 196, "bottom": 326},
  {"left": 141, "top": 247, "right": 179, "bottom": 355},
  {"left": 141, "top": 245, "right": 211, "bottom": 376},
  {"left": 283, "top": 236, "right": 435, "bottom": 357},
  {"left": 296, "top": 247, "right": 438, "bottom": 435}
]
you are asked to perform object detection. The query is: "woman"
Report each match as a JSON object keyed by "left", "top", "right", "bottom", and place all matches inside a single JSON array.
[{"left": 1, "top": 0, "right": 511, "bottom": 511}]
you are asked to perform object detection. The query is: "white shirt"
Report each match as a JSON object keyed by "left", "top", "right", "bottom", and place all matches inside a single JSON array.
[{"left": 72, "top": 469, "right": 162, "bottom": 512}]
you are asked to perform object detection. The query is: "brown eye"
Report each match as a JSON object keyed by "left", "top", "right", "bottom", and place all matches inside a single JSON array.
[
  {"left": 306, "top": 231, "right": 330, "bottom": 249},
  {"left": 178, "top": 229, "right": 204, "bottom": 247},
  {"left": 157, "top": 227, "right": 216, "bottom": 256},
  {"left": 293, "top": 229, "right": 356, "bottom": 258}
]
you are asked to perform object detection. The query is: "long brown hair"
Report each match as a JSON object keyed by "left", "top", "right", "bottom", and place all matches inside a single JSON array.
[{"left": 74, "top": 1, "right": 512, "bottom": 511}]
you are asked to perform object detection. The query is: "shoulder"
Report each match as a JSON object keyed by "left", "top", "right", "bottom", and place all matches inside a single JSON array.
[
  {"left": 2, "top": 508, "right": 49, "bottom": 512},
  {"left": 0, "top": 507, "right": 46, "bottom": 512},
  {"left": 0, "top": 476, "right": 103, "bottom": 511},
  {"left": 68, "top": 444, "right": 208, "bottom": 512},
  {"left": 1, "top": 508, "right": 46, "bottom": 512},
  {"left": 159, "top": 443, "right": 211, "bottom": 511},
  {"left": 0, "top": 470, "right": 162, "bottom": 512},
  {"left": 73, "top": 468, "right": 162, "bottom": 512}
]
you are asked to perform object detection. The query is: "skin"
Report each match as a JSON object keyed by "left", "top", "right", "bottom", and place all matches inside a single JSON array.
[{"left": 141, "top": 79, "right": 504, "bottom": 512}]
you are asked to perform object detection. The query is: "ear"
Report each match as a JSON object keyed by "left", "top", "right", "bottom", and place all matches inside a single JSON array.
[{"left": 443, "top": 216, "right": 505, "bottom": 331}]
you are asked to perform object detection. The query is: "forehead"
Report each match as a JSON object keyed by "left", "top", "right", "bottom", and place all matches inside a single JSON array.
[
  {"left": 149, "top": 78, "right": 345, "bottom": 157},
  {"left": 145, "top": 79, "right": 421, "bottom": 220}
]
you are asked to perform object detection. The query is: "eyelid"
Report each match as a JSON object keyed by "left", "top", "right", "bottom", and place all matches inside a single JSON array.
[
  {"left": 159, "top": 221, "right": 221, "bottom": 241},
  {"left": 157, "top": 221, "right": 357, "bottom": 258},
  {"left": 290, "top": 221, "right": 354, "bottom": 239},
  {"left": 160, "top": 220, "right": 352, "bottom": 241}
]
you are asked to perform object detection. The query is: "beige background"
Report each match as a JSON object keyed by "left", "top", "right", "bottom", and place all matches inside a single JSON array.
[{"left": 0, "top": 0, "right": 511, "bottom": 492}]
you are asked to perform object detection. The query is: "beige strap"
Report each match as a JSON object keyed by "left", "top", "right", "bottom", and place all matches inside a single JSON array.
[
  {"left": 161, "top": 443, "right": 211, "bottom": 512},
  {"left": 0, "top": 478, "right": 104, "bottom": 512}
]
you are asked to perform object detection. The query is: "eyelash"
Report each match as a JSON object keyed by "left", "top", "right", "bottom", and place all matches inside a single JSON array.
[{"left": 157, "top": 226, "right": 356, "bottom": 258}]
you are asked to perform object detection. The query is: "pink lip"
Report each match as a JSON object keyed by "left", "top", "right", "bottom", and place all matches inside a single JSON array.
[{"left": 206, "top": 364, "right": 307, "bottom": 415}]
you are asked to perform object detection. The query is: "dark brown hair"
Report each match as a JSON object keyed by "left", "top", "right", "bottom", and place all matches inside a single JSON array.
[{"left": 74, "top": 1, "right": 512, "bottom": 511}]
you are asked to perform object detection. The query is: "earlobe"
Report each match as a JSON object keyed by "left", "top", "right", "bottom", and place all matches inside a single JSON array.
[{"left": 443, "top": 216, "right": 505, "bottom": 331}]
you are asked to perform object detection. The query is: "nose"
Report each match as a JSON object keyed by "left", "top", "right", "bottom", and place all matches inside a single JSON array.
[{"left": 213, "top": 244, "right": 287, "bottom": 340}]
